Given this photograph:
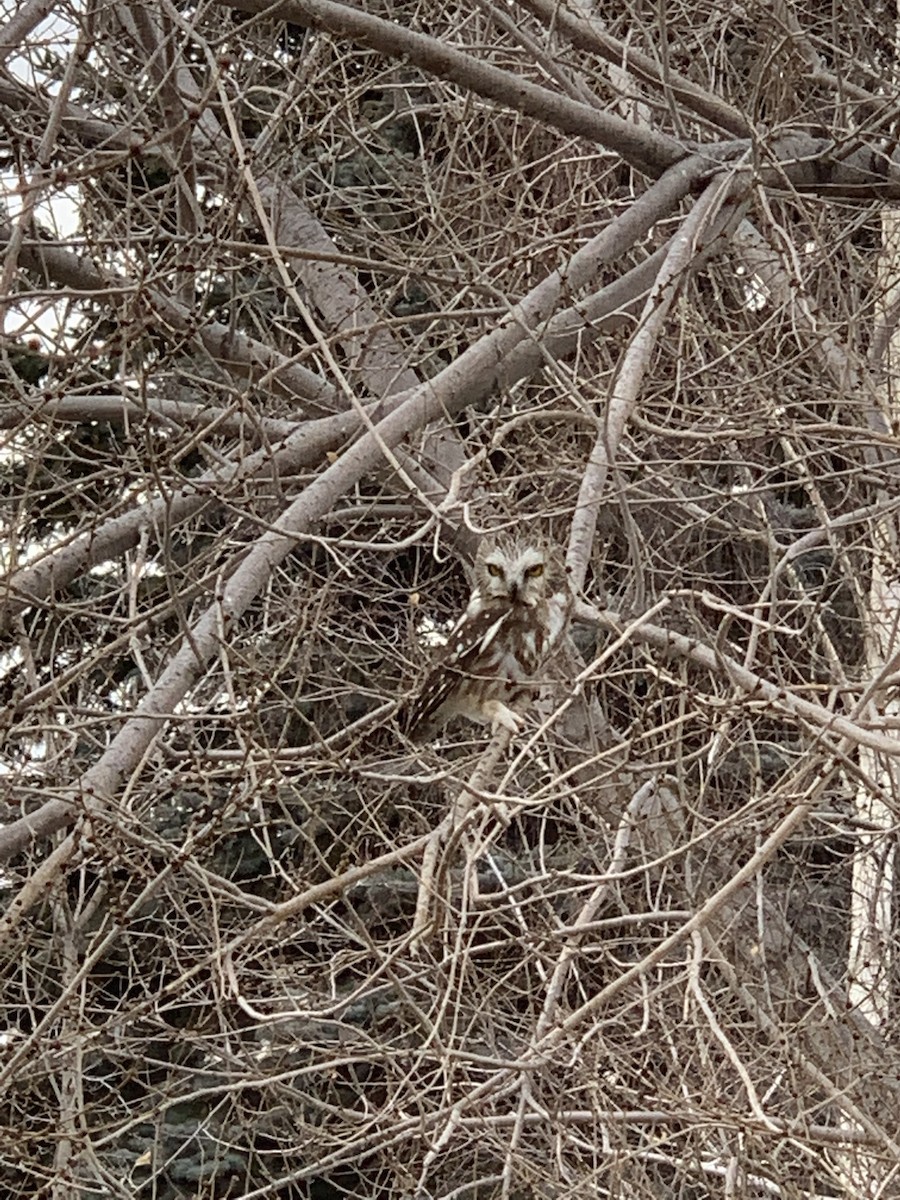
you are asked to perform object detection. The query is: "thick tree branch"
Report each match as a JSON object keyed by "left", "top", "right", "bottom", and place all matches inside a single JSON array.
[
  {"left": 0, "top": 393, "right": 302, "bottom": 441},
  {"left": 224, "top": 0, "right": 900, "bottom": 198},
  {"left": 516, "top": 0, "right": 752, "bottom": 138},
  {"left": 0, "top": 158, "right": 706, "bottom": 862},
  {"left": 225, "top": 0, "right": 684, "bottom": 178},
  {"left": 1, "top": 159, "right": 701, "bottom": 636},
  {"left": 0, "top": 407, "right": 358, "bottom": 638},
  {"left": 576, "top": 600, "right": 900, "bottom": 760},
  {"left": 5, "top": 223, "right": 337, "bottom": 412},
  {"left": 567, "top": 174, "right": 747, "bottom": 593}
]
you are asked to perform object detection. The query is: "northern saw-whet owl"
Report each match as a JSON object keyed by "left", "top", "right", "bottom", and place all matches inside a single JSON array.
[{"left": 403, "top": 533, "right": 568, "bottom": 739}]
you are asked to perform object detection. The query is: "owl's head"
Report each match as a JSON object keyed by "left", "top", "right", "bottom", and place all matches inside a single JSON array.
[{"left": 475, "top": 534, "right": 547, "bottom": 606}]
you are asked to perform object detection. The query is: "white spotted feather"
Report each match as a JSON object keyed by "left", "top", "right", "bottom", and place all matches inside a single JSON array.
[{"left": 404, "top": 533, "right": 567, "bottom": 738}]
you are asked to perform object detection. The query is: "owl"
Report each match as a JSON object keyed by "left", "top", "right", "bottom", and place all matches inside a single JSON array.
[{"left": 403, "top": 533, "right": 568, "bottom": 739}]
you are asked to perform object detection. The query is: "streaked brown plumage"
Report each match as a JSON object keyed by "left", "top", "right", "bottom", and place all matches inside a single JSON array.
[{"left": 403, "top": 534, "right": 567, "bottom": 738}]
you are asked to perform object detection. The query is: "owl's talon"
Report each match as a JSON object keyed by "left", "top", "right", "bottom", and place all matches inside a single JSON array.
[{"left": 483, "top": 700, "right": 521, "bottom": 735}]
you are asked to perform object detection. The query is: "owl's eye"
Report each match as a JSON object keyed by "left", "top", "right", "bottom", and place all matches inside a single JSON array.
[
  {"left": 525, "top": 563, "right": 544, "bottom": 579},
  {"left": 486, "top": 563, "right": 503, "bottom": 577}
]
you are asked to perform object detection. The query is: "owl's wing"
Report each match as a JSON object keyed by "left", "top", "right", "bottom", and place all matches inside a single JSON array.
[{"left": 403, "top": 602, "right": 511, "bottom": 733}]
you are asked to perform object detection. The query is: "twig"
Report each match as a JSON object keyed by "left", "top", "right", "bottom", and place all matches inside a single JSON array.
[
  {"left": 409, "top": 733, "right": 510, "bottom": 948},
  {"left": 566, "top": 171, "right": 748, "bottom": 595}
]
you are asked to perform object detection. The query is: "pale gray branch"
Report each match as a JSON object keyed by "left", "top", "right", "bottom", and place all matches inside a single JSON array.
[
  {"left": 0, "top": 158, "right": 704, "bottom": 862},
  {"left": 224, "top": 0, "right": 900, "bottom": 198},
  {"left": 0, "top": 393, "right": 301, "bottom": 440},
  {"left": 517, "top": 0, "right": 752, "bottom": 138},
  {"left": 226, "top": 0, "right": 684, "bottom": 178},
  {"left": 7, "top": 222, "right": 337, "bottom": 413},
  {"left": 566, "top": 174, "right": 748, "bottom": 594},
  {"left": 576, "top": 600, "right": 900, "bottom": 760},
  {"left": 0, "top": 407, "right": 358, "bottom": 637}
]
